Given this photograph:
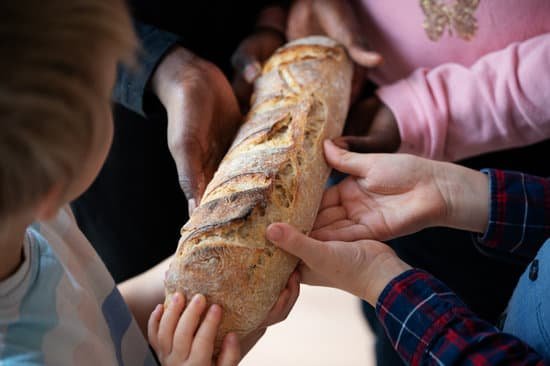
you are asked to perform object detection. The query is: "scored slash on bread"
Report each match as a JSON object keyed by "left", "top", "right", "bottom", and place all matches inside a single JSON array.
[{"left": 164, "top": 36, "right": 353, "bottom": 351}]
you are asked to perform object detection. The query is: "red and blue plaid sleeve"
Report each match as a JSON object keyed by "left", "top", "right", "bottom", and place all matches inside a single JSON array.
[
  {"left": 476, "top": 169, "right": 550, "bottom": 261},
  {"left": 376, "top": 269, "right": 548, "bottom": 365}
]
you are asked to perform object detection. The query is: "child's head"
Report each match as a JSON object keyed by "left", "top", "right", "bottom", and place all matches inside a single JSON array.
[{"left": 0, "top": 0, "right": 136, "bottom": 231}]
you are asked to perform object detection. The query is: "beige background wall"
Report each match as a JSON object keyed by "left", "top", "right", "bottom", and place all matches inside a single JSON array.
[{"left": 241, "top": 285, "right": 375, "bottom": 366}]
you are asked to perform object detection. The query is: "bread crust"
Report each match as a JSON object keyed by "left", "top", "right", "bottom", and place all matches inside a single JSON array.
[{"left": 165, "top": 36, "right": 353, "bottom": 348}]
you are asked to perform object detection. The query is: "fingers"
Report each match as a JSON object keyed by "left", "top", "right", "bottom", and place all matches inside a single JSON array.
[
  {"left": 340, "top": 98, "right": 401, "bottom": 153},
  {"left": 231, "top": 30, "right": 284, "bottom": 85},
  {"left": 217, "top": 333, "right": 241, "bottom": 366},
  {"left": 232, "top": 74, "right": 254, "bottom": 114},
  {"left": 188, "top": 304, "right": 223, "bottom": 364},
  {"left": 231, "top": 51, "right": 262, "bottom": 83},
  {"left": 348, "top": 46, "right": 384, "bottom": 68},
  {"left": 266, "top": 223, "right": 329, "bottom": 271},
  {"left": 152, "top": 293, "right": 228, "bottom": 365},
  {"left": 157, "top": 293, "right": 186, "bottom": 356},
  {"left": 313, "top": 205, "right": 348, "bottom": 230},
  {"left": 323, "top": 139, "right": 370, "bottom": 177},
  {"left": 262, "top": 270, "right": 301, "bottom": 327},
  {"left": 166, "top": 61, "right": 241, "bottom": 208},
  {"left": 169, "top": 133, "right": 207, "bottom": 206},
  {"left": 286, "top": 270, "right": 301, "bottom": 311},
  {"left": 172, "top": 294, "right": 208, "bottom": 358},
  {"left": 317, "top": 184, "right": 341, "bottom": 212},
  {"left": 287, "top": 0, "right": 324, "bottom": 40},
  {"left": 313, "top": 223, "right": 376, "bottom": 242},
  {"left": 333, "top": 135, "right": 390, "bottom": 154},
  {"left": 188, "top": 198, "right": 197, "bottom": 214},
  {"left": 312, "top": 219, "right": 355, "bottom": 239},
  {"left": 147, "top": 304, "right": 164, "bottom": 352},
  {"left": 313, "top": 0, "right": 382, "bottom": 67}
]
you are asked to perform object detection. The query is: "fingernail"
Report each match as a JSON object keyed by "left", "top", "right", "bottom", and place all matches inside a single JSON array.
[
  {"left": 267, "top": 224, "right": 283, "bottom": 242},
  {"left": 172, "top": 293, "right": 181, "bottom": 304},
  {"left": 208, "top": 304, "right": 221, "bottom": 315},
  {"left": 154, "top": 304, "right": 163, "bottom": 314},
  {"left": 243, "top": 62, "right": 261, "bottom": 83},
  {"left": 226, "top": 332, "right": 238, "bottom": 345},
  {"left": 192, "top": 293, "right": 204, "bottom": 304},
  {"left": 188, "top": 199, "right": 197, "bottom": 214}
]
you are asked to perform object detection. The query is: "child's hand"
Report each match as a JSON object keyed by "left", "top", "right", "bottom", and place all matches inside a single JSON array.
[
  {"left": 148, "top": 273, "right": 299, "bottom": 364},
  {"left": 314, "top": 141, "right": 489, "bottom": 242},
  {"left": 335, "top": 96, "right": 401, "bottom": 154},
  {"left": 266, "top": 223, "right": 411, "bottom": 305},
  {"left": 148, "top": 293, "right": 241, "bottom": 366}
]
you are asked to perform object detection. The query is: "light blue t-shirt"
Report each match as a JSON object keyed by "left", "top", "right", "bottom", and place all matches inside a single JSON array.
[{"left": 0, "top": 207, "right": 157, "bottom": 365}]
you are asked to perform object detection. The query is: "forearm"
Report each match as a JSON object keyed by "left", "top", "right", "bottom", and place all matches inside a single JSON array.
[
  {"left": 434, "top": 160, "right": 490, "bottom": 233},
  {"left": 118, "top": 255, "right": 172, "bottom": 335},
  {"left": 378, "top": 33, "right": 550, "bottom": 161},
  {"left": 376, "top": 269, "right": 547, "bottom": 365},
  {"left": 430, "top": 163, "right": 550, "bottom": 261}
]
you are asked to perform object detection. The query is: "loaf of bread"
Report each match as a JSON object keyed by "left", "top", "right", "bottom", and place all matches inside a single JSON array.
[{"left": 164, "top": 36, "right": 353, "bottom": 347}]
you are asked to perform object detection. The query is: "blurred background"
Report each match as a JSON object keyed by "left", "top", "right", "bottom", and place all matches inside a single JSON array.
[{"left": 242, "top": 286, "right": 375, "bottom": 366}]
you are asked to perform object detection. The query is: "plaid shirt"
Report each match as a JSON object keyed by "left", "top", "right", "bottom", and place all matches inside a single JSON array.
[{"left": 376, "top": 169, "right": 550, "bottom": 365}]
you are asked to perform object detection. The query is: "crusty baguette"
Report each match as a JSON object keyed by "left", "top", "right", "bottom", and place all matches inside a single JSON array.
[{"left": 164, "top": 36, "right": 353, "bottom": 348}]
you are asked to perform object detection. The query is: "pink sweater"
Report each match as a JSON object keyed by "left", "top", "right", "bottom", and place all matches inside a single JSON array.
[{"left": 356, "top": 0, "right": 550, "bottom": 161}]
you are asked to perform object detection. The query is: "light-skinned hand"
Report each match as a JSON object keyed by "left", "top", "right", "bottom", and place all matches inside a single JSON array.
[
  {"left": 313, "top": 140, "right": 490, "bottom": 243},
  {"left": 152, "top": 47, "right": 242, "bottom": 213},
  {"left": 266, "top": 223, "right": 411, "bottom": 306},
  {"left": 148, "top": 293, "right": 240, "bottom": 366},
  {"left": 148, "top": 271, "right": 300, "bottom": 365}
]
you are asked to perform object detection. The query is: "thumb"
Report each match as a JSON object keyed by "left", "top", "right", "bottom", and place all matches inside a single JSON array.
[
  {"left": 323, "top": 139, "right": 369, "bottom": 177},
  {"left": 266, "top": 223, "right": 328, "bottom": 270},
  {"left": 231, "top": 49, "right": 262, "bottom": 83},
  {"left": 169, "top": 135, "right": 207, "bottom": 210}
]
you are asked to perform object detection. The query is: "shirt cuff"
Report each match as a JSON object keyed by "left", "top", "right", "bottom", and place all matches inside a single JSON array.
[
  {"left": 375, "top": 269, "right": 471, "bottom": 365},
  {"left": 475, "top": 169, "right": 550, "bottom": 261},
  {"left": 113, "top": 22, "right": 180, "bottom": 117}
]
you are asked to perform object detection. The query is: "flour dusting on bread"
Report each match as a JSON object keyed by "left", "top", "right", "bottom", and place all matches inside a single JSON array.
[{"left": 165, "top": 36, "right": 353, "bottom": 350}]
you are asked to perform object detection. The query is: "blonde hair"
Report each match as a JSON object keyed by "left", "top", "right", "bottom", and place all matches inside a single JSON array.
[{"left": 0, "top": 0, "right": 137, "bottom": 229}]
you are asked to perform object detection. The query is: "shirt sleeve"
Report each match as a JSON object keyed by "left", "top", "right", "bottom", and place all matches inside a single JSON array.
[
  {"left": 112, "top": 21, "right": 180, "bottom": 116},
  {"left": 377, "top": 32, "right": 550, "bottom": 161},
  {"left": 474, "top": 169, "right": 550, "bottom": 262},
  {"left": 376, "top": 269, "right": 548, "bottom": 365}
]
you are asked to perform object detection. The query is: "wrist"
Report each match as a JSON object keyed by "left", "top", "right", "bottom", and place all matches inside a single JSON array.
[
  {"left": 362, "top": 252, "right": 412, "bottom": 306},
  {"left": 151, "top": 46, "right": 211, "bottom": 110},
  {"left": 437, "top": 162, "right": 490, "bottom": 233}
]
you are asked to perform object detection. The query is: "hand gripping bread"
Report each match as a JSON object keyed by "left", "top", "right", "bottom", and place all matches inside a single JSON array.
[{"left": 164, "top": 36, "right": 353, "bottom": 347}]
